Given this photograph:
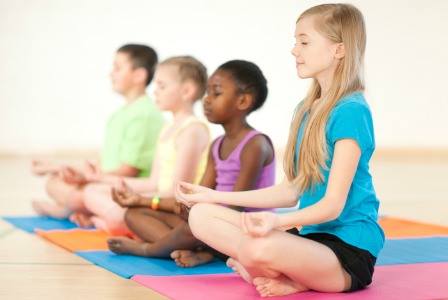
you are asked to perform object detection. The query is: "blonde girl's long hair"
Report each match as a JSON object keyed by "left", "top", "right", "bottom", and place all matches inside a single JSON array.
[{"left": 284, "top": 3, "right": 366, "bottom": 195}]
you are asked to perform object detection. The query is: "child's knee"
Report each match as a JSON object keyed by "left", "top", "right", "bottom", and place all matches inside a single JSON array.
[
  {"left": 124, "top": 207, "right": 141, "bottom": 226},
  {"left": 83, "top": 183, "right": 106, "bottom": 208},
  {"left": 238, "top": 238, "right": 271, "bottom": 266},
  {"left": 45, "top": 175, "right": 62, "bottom": 196},
  {"left": 100, "top": 210, "right": 126, "bottom": 235},
  {"left": 188, "top": 203, "right": 211, "bottom": 236},
  {"left": 83, "top": 183, "right": 99, "bottom": 200}
]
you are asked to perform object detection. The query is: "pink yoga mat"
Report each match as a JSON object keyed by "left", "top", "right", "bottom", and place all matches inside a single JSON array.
[{"left": 132, "top": 263, "right": 448, "bottom": 300}]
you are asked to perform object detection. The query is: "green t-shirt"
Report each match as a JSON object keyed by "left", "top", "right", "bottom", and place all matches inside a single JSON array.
[{"left": 101, "top": 94, "right": 164, "bottom": 177}]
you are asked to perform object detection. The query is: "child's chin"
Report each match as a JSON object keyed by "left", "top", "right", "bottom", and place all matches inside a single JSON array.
[
  {"left": 297, "top": 71, "right": 310, "bottom": 79},
  {"left": 112, "top": 86, "right": 124, "bottom": 94},
  {"left": 205, "top": 116, "right": 220, "bottom": 124}
]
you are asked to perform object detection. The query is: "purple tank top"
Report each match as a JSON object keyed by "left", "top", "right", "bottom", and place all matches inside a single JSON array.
[{"left": 212, "top": 130, "right": 276, "bottom": 211}]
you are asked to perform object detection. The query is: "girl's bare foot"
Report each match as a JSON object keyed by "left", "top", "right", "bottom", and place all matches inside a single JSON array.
[
  {"left": 32, "top": 200, "right": 70, "bottom": 219},
  {"left": 226, "top": 258, "right": 253, "bottom": 284},
  {"left": 69, "top": 213, "right": 94, "bottom": 228},
  {"left": 108, "top": 237, "right": 150, "bottom": 256},
  {"left": 253, "top": 276, "right": 307, "bottom": 297},
  {"left": 170, "top": 250, "right": 214, "bottom": 267}
]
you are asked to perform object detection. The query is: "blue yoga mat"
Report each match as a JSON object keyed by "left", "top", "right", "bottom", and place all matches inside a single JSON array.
[
  {"left": 2, "top": 216, "right": 78, "bottom": 233},
  {"left": 377, "top": 237, "right": 448, "bottom": 265},
  {"left": 76, "top": 250, "right": 233, "bottom": 278}
]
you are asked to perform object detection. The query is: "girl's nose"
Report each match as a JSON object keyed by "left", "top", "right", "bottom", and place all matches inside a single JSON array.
[{"left": 291, "top": 46, "right": 299, "bottom": 57}]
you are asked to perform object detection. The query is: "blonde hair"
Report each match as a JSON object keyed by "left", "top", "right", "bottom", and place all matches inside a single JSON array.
[
  {"left": 159, "top": 56, "right": 208, "bottom": 100},
  {"left": 284, "top": 3, "right": 366, "bottom": 195}
]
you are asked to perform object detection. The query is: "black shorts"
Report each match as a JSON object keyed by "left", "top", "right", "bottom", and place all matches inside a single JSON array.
[{"left": 287, "top": 228, "right": 376, "bottom": 292}]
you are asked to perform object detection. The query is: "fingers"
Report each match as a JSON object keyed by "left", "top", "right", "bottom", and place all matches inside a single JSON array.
[
  {"left": 246, "top": 214, "right": 262, "bottom": 237},
  {"left": 111, "top": 188, "right": 119, "bottom": 202},
  {"left": 113, "top": 178, "right": 126, "bottom": 192},
  {"left": 111, "top": 188, "right": 127, "bottom": 207},
  {"left": 178, "top": 181, "right": 198, "bottom": 193},
  {"left": 175, "top": 183, "right": 192, "bottom": 207},
  {"left": 120, "top": 178, "right": 129, "bottom": 191},
  {"left": 241, "top": 212, "right": 249, "bottom": 235},
  {"left": 241, "top": 212, "right": 268, "bottom": 237}
]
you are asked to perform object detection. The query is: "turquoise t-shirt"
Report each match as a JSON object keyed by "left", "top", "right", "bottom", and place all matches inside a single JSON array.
[{"left": 296, "top": 92, "right": 384, "bottom": 257}]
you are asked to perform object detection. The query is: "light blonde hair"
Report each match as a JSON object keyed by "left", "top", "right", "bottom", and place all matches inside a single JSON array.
[
  {"left": 159, "top": 56, "right": 208, "bottom": 100},
  {"left": 284, "top": 3, "right": 366, "bottom": 195}
]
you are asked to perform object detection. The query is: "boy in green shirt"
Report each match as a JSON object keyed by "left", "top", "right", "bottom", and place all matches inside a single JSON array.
[{"left": 32, "top": 44, "right": 164, "bottom": 218}]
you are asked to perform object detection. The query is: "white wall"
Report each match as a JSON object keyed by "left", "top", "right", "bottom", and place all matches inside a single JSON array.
[{"left": 1, "top": 0, "right": 447, "bottom": 154}]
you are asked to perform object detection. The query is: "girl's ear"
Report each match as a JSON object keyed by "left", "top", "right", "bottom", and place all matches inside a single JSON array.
[
  {"left": 236, "top": 93, "right": 254, "bottom": 111},
  {"left": 334, "top": 42, "right": 345, "bottom": 59}
]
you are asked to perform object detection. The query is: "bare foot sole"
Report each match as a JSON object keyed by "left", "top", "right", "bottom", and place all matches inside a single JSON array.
[
  {"left": 108, "top": 237, "right": 149, "bottom": 256},
  {"left": 226, "top": 258, "right": 253, "bottom": 284},
  {"left": 69, "top": 213, "right": 94, "bottom": 228},
  {"left": 32, "top": 200, "right": 70, "bottom": 219},
  {"left": 170, "top": 250, "right": 214, "bottom": 267},
  {"left": 253, "top": 276, "right": 308, "bottom": 297}
]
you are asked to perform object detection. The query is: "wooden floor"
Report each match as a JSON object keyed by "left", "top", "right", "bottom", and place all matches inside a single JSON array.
[
  {"left": 0, "top": 157, "right": 166, "bottom": 300},
  {"left": 0, "top": 155, "right": 447, "bottom": 299}
]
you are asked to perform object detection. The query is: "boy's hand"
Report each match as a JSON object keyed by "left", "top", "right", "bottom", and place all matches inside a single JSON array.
[
  {"left": 111, "top": 179, "right": 142, "bottom": 207},
  {"left": 61, "top": 166, "right": 87, "bottom": 185},
  {"left": 83, "top": 160, "right": 102, "bottom": 182}
]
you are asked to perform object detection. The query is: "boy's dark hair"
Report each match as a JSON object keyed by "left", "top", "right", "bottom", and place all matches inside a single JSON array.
[
  {"left": 217, "top": 60, "right": 268, "bottom": 112},
  {"left": 117, "top": 44, "right": 158, "bottom": 86}
]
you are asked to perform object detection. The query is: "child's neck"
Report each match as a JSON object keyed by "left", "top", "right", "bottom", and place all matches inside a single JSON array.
[
  {"left": 123, "top": 87, "right": 146, "bottom": 104},
  {"left": 222, "top": 118, "right": 252, "bottom": 139},
  {"left": 315, "top": 62, "right": 338, "bottom": 97},
  {"left": 172, "top": 106, "right": 194, "bottom": 124}
]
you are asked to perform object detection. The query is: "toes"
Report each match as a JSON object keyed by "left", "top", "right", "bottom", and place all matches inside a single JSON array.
[
  {"left": 107, "top": 238, "right": 121, "bottom": 246},
  {"left": 226, "top": 258, "right": 235, "bottom": 268},
  {"left": 253, "top": 277, "right": 270, "bottom": 286},
  {"left": 179, "top": 250, "right": 194, "bottom": 258},
  {"left": 257, "top": 286, "right": 270, "bottom": 297},
  {"left": 170, "top": 251, "right": 180, "bottom": 259}
]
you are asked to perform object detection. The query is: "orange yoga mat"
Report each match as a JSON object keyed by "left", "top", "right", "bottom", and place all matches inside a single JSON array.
[
  {"left": 37, "top": 229, "right": 110, "bottom": 251},
  {"left": 379, "top": 216, "right": 448, "bottom": 238}
]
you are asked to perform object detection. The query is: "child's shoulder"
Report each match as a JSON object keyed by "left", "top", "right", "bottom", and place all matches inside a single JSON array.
[
  {"left": 240, "top": 131, "right": 274, "bottom": 159},
  {"left": 331, "top": 91, "right": 371, "bottom": 117},
  {"left": 175, "top": 117, "right": 209, "bottom": 142},
  {"left": 129, "top": 95, "right": 164, "bottom": 118},
  {"left": 335, "top": 91, "right": 369, "bottom": 110}
]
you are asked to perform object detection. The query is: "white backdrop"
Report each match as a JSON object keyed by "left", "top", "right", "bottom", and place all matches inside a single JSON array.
[{"left": 1, "top": 0, "right": 447, "bottom": 154}]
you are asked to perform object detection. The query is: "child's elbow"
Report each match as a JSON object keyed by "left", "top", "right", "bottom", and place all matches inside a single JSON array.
[
  {"left": 284, "top": 183, "right": 299, "bottom": 207},
  {"left": 323, "top": 198, "right": 345, "bottom": 221},
  {"left": 286, "top": 198, "right": 298, "bottom": 208}
]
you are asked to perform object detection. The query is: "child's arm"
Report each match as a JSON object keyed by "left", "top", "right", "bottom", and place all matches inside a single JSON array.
[
  {"left": 176, "top": 176, "right": 299, "bottom": 209},
  {"left": 172, "top": 144, "right": 217, "bottom": 217},
  {"left": 107, "top": 165, "right": 140, "bottom": 177},
  {"left": 153, "top": 122, "right": 210, "bottom": 212},
  {"left": 198, "top": 146, "right": 217, "bottom": 190},
  {"left": 228, "top": 134, "right": 275, "bottom": 211},
  {"left": 239, "top": 139, "right": 361, "bottom": 236},
  {"left": 273, "top": 139, "right": 360, "bottom": 228},
  {"left": 97, "top": 147, "right": 162, "bottom": 194}
]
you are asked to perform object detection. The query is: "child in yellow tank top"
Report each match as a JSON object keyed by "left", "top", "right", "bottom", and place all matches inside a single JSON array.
[
  {"left": 156, "top": 115, "right": 208, "bottom": 193},
  {"left": 70, "top": 56, "right": 210, "bottom": 236}
]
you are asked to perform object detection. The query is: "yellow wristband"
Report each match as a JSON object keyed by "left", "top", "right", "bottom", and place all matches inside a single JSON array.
[{"left": 151, "top": 196, "right": 160, "bottom": 210}]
